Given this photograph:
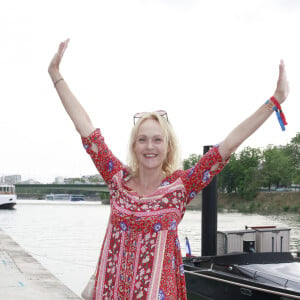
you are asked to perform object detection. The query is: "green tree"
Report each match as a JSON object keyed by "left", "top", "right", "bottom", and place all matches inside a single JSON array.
[
  {"left": 218, "top": 153, "right": 241, "bottom": 193},
  {"left": 261, "top": 146, "right": 294, "bottom": 189},
  {"left": 218, "top": 147, "right": 261, "bottom": 200},
  {"left": 183, "top": 153, "right": 201, "bottom": 170},
  {"left": 236, "top": 147, "right": 261, "bottom": 200},
  {"left": 285, "top": 133, "right": 300, "bottom": 185},
  {"left": 184, "top": 134, "right": 300, "bottom": 200},
  {"left": 238, "top": 166, "right": 261, "bottom": 200}
]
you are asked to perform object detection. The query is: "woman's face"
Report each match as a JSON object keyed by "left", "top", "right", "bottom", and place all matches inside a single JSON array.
[{"left": 134, "top": 119, "right": 168, "bottom": 173}]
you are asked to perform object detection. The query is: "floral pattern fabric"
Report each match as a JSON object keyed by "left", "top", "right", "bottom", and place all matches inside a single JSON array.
[{"left": 82, "top": 128, "right": 228, "bottom": 300}]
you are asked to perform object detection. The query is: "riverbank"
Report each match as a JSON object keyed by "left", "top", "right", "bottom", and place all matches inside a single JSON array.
[
  {"left": 187, "top": 192, "right": 300, "bottom": 214},
  {"left": 218, "top": 192, "right": 300, "bottom": 214},
  {"left": 0, "top": 228, "right": 81, "bottom": 300}
]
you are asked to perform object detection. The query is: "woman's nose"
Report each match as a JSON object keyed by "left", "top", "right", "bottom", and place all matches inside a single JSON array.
[{"left": 146, "top": 139, "right": 154, "bottom": 149}]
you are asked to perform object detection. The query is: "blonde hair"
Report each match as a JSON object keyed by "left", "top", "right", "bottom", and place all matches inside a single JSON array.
[{"left": 127, "top": 112, "right": 181, "bottom": 176}]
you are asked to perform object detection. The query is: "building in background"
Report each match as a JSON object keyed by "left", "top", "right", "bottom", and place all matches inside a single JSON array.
[
  {"left": 19, "top": 179, "right": 40, "bottom": 184},
  {"left": 0, "top": 175, "right": 21, "bottom": 184},
  {"left": 54, "top": 174, "right": 104, "bottom": 184},
  {"left": 55, "top": 176, "right": 65, "bottom": 184}
]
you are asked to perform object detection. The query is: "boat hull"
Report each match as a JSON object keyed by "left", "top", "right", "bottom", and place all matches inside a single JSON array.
[
  {"left": 184, "top": 253, "right": 300, "bottom": 300},
  {"left": 0, "top": 202, "right": 16, "bottom": 209},
  {"left": 0, "top": 195, "right": 16, "bottom": 209},
  {"left": 185, "top": 270, "right": 298, "bottom": 300}
]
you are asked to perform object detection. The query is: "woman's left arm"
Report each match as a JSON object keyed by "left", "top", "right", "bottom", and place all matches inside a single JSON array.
[{"left": 218, "top": 60, "right": 289, "bottom": 162}]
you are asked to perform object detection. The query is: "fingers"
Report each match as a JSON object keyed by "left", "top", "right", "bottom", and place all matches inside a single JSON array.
[
  {"left": 275, "top": 59, "right": 289, "bottom": 103},
  {"left": 278, "top": 60, "right": 288, "bottom": 86},
  {"left": 278, "top": 60, "right": 285, "bottom": 83},
  {"left": 280, "top": 59, "right": 284, "bottom": 66},
  {"left": 58, "top": 38, "right": 70, "bottom": 59},
  {"left": 48, "top": 39, "right": 70, "bottom": 74},
  {"left": 52, "top": 39, "right": 70, "bottom": 67}
]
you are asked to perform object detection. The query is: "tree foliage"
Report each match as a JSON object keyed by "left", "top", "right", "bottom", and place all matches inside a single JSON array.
[
  {"left": 218, "top": 147, "right": 261, "bottom": 200},
  {"left": 183, "top": 133, "right": 300, "bottom": 200},
  {"left": 183, "top": 153, "right": 201, "bottom": 170},
  {"left": 286, "top": 132, "right": 300, "bottom": 184},
  {"left": 260, "top": 146, "right": 293, "bottom": 190}
]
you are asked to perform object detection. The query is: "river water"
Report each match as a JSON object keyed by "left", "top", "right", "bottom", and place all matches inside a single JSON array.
[{"left": 0, "top": 200, "right": 299, "bottom": 297}]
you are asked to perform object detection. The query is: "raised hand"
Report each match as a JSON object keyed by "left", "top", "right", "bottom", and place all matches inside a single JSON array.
[
  {"left": 273, "top": 60, "right": 289, "bottom": 104},
  {"left": 48, "top": 39, "right": 95, "bottom": 136},
  {"left": 48, "top": 39, "right": 70, "bottom": 80}
]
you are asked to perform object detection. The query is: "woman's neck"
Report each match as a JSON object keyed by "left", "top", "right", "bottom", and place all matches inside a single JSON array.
[{"left": 132, "top": 168, "right": 165, "bottom": 196}]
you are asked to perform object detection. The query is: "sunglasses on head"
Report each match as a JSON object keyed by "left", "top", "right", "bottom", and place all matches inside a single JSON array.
[{"left": 133, "top": 110, "right": 168, "bottom": 125}]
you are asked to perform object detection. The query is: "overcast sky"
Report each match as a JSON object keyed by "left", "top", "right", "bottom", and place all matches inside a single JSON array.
[{"left": 1, "top": 0, "right": 299, "bottom": 183}]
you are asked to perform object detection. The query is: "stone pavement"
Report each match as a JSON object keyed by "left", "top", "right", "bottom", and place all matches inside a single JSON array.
[{"left": 0, "top": 228, "right": 81, "bottom": 300}]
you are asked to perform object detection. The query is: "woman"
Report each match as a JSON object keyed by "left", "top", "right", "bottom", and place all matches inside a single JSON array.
[{"left": 48, "top": 39, "right": 289, "bottom": 300}]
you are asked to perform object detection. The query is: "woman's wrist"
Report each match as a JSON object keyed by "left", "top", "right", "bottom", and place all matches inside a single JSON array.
[
  {"left": 48, "top": 71, "right": 64, "bottom": 88},
  {"left": 272, "top": 88, "right": 288, "bottom": 104},
  {"left": 272, "top": 93, "right": 284, "bottom": 104},
  {"left": 53, "top": 78, "right": 64, "bottom": 87},
  {"left": 48, "top": 68, "right": 62, "bottom": 84},
  {"left": 265, "top": 96, "right": 288, "bottom": 131}
]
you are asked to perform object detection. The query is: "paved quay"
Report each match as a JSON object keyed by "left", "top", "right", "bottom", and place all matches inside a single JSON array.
[{"left": 0, "top": 228, "right": 81, "bottom": 300}]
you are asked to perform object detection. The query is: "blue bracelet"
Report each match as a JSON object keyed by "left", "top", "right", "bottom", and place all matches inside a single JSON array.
[{"left": 265, "top": 100, "right": 285, "bottom": 131}]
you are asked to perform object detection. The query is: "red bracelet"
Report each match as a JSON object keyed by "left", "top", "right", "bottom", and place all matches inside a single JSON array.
[{"left": 270, "top": 96, "right": 287, "bottom": 125}]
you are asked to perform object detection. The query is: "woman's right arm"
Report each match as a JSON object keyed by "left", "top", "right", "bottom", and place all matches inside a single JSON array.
[{"left": 48, "top": 39, "right": 95, "bottom": 137}]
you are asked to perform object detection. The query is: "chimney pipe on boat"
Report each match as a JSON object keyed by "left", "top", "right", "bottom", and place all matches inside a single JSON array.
[{"left": 201, "top": 145, "right": 218, "bottom": 256}]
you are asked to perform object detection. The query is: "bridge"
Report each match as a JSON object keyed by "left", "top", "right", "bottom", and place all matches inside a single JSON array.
[
  {"left": 15, "top": 183, "right": 109, "bottom": 201},
  {"left": 15, "top": 183, "right": 202, "bottom": 209}
]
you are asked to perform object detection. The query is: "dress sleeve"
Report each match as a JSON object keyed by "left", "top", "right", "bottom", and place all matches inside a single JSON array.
[
  {"left": 181, "top": 145, "right": 229, "bottom": 205},
  {"left": 81, "top": 128, "right": 125, "bottom": 184}
]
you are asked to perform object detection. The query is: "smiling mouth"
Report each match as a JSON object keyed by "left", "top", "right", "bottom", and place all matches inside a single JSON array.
[{"left": 144, "top": 154, "right": 157, "bottom": 158}]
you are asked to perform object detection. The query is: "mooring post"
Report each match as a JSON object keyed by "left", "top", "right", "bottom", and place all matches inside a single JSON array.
[{"left": 201, "top": 145, "right": 218, "bottom": 257}]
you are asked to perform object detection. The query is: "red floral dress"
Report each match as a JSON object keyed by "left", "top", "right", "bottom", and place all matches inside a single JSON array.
[{"left": 82, "top": 129, "right": 228, "bottom": 300}]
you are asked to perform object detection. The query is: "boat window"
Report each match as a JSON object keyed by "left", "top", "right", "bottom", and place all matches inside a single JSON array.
[{"left": 0, "top": 186, "right": 15, "bottom": 194}]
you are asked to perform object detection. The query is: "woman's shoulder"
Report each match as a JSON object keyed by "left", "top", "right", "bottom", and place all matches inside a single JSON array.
[{"left": 165, "top": 169, "right": 188, "bottom": 182}]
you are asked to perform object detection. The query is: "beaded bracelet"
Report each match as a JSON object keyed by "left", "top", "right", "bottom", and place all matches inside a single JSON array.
[
  {"left": 265, "top": 99, "right": 275, "bottom": 111},
  {"left": 265, "top": 97, "right": 287, "bottom": 131}
]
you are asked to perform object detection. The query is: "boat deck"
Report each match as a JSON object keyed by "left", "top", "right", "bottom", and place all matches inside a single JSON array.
[{"left": 184, "top": 253, "right": 300, "bottom": 299}]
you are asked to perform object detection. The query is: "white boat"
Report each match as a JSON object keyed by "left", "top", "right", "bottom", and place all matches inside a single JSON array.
[
  {"left": 0, "top": 184, "right": 17, "bottom": 209},
  {"left": 45, "top": 194, "right": 85, "bottom": 201}
]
